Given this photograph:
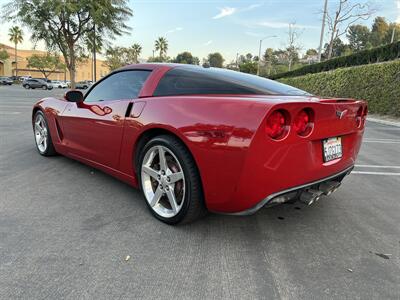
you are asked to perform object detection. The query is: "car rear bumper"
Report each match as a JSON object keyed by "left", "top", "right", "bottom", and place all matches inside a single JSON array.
[{"left": 226, "top": 165, "right": 353, "bottom": 215}]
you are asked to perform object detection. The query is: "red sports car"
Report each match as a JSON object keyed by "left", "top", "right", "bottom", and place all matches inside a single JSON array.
[{"left": 32, "top": 64, "right": 367, "bottom": 224}]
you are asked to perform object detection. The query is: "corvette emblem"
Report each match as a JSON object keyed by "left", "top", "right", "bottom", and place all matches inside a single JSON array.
[{"left": 336, "top": 109, "right": 348, "bottom": 119}]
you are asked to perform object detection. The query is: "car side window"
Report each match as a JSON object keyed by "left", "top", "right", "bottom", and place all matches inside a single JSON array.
[{"left": 84, "top": 70, "right": 151, "bottom": 103}]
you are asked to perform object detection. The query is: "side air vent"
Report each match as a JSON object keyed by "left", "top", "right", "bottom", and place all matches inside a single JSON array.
[{"left": 55, "top": 118, "right": 63, "bottom": 141}]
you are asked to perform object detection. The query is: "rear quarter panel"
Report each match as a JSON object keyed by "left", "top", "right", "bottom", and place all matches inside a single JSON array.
[{"left": 119, "top": 95, "right": 273, "bottom": 209}]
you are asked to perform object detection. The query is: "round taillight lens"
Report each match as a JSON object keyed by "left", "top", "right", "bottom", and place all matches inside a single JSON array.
[
  {"left": 294, "top": 109, "right": 313, "bottom": 137},
  {"left": 356, "top": 106, "right": 363, "bottom": 128},
  {"left": 265, "top": 110, "right": 288, "bottom": 140}
]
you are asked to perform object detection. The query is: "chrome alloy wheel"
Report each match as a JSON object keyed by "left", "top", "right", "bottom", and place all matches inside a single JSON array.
[
  {"left": 141, "top": 145, "right": 185, "bottom": 218},
  {"left": 34, "top": 114, "right": 48, "bottom": 153}
]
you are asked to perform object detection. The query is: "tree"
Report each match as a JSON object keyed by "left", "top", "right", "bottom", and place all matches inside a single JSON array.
[
  {"left": 325, "top": 0, "right": 375, "bottom": 59},
  {"left": 347, "top": 24, "right": 371, "bottom": 51},
  {"left": 206, "top": 52, "right": 224, "bottom": 68},
  {"left": 306, "top": 49, "right": 318, "bottom": 56},
  {"left": 262, "top": 48, "right": 278, "bottom": 76},
  {"left": 104, "top": 46, "right": 139, "bottom": 71},
  {"left": 0, "top": 48, "right": 9, "bottom": 61},
  {"left": 131, "top": 43, "right": 142, "bottom": 63},
  {"left": 27, "top": 53, "right": 66, "bottom": 79},
  {"left": 323, "top": 37, "right": 351, "bottom": 58},
  {"left": 2, "top": 0, "right": 132, "bottom": 88},
  {"left": 370, "top": 17, "right": 389, "bottom": 46},
  {"left": 8, "top": 26, "right": 23, "bottom": 77},
  {"left": 173, "top": 52, "right": 199, "bottom": 65},
  {"left": 239, "top": 61, "right": 258, "bottom": 74},
  {"left": 385, "top": 22, "right": 400, "bottom": 44},
  {"left": 245, "top": 53, "right": 253, "bottom": 61},
  {"left": 154, "top": 37, "right": 168, "bottom": 60},
  {"left": 285, "top": 23, "right": 302, "bottom": 71}
]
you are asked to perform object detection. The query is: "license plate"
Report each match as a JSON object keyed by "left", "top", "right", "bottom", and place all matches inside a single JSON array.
[{"left": 323, "top": 137, "right": 342, "bottom": 162}]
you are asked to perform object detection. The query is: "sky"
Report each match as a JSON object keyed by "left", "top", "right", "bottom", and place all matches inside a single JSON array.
[{"left": 0, "top": 0, "right": 399, "bottom": 63}]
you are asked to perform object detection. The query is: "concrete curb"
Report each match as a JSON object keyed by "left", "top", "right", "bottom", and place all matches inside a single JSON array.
[{"left": 367, "top": 117, "right": 400, "bottom": 128}]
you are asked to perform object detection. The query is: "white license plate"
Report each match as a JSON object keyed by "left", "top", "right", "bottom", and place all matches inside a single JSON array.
[{"left": 323, "top": 137, "right": 342, "bottom": 162}]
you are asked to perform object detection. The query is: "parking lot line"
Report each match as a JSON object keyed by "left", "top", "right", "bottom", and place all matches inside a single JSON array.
[
  {"left": 355, "top": 164, "right": 400, "bottom": 169},
  {"left": 0, "top": 111, "right": 21, "bottom": 115},
  {"left": 363, "top": 138, "right": 400, "bottom": 144},
  {"left": 352, "top": 171, "right": 400, "bottom": 176}
]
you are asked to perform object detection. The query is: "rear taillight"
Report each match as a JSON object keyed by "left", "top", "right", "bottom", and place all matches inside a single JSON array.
[
  {"left": 265, "top": 110, "right": 289, "bottom": 140},
  {"left": 356, "top": 106, "right": 363, "bottom": 128},
  {"left": 294, "top": 108, "right": 314, "bottom": 137}
]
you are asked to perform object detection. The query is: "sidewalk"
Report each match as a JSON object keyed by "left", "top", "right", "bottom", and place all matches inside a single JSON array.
[{"left": 367, "top": 114, "right": 400, "bottom": 127}]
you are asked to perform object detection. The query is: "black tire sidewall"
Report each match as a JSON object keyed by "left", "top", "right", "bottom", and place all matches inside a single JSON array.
[
  {"left": 33, "top": 110, "right": 55, "bottom": 156},
  {"left": 138, "top": 136, "right": 197, "bottom": 224}
]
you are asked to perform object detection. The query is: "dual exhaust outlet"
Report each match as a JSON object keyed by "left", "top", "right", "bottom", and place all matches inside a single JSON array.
[{"left": 299, "top": 181, "right": 341, "bottom": 206}]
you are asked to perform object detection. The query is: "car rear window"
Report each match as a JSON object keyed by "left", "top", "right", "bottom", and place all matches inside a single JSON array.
[{"left": 153, "top": 66, "right": 311, "bottom": 97}]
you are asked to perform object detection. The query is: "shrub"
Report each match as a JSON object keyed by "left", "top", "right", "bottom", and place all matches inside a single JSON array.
[
  {"left": 278, "top": 60, "right": 400, "bottom": 117},
  {"left": 271, "top": 41, "right": 400, "bottom": 79}
]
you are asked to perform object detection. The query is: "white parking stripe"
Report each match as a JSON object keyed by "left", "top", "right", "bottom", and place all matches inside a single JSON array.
[
  {"left": 355, "top": 165, "right": 400, "bottom": 169},
  {"left": 364, "top": 138, "right": 400, "bottom": 141},
  {"left": 363, "top": 140, "right": 400, "bottom": 144},
  {"left": 352, "top": 171, "right": 400, "bottom": 176},
  {"left": 0, "top": 112, "right": 21, "bottom": 115}
]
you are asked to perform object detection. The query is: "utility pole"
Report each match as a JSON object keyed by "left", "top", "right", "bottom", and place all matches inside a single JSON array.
[
  {"left": 236, "top": 53, "right": 239, "bottom": 69},
  {"left": 391, "top": 26, "right": 396, "bottom": 43},
  {"left": 93, "top": 23, "right": 97, "bottom": 82},
  {"left": 257, "top": 35, "right": 277, "bottom": 76},
  {"left": 318, "top": 0, "right": 328, "bottom": 62}
]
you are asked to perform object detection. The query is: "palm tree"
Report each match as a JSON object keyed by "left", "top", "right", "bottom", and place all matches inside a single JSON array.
[
  {"left": 131, "top": 43, "right": 142, "bottom": 63},
  {"left": 154, "top": 37, "right": 168, "bottom": 60},
  {"left": 8, "top": 26, "right": 24, "bottom": 77}
]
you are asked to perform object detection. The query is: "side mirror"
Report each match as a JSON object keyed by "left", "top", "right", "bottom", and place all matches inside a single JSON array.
[{"left": 65, "top": 90, "right": 84, "bottom": 103}]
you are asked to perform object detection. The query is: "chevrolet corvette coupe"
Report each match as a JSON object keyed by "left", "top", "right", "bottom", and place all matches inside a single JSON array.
[{"left": 32, "top": 64, "right": 367, "bottom": 224}]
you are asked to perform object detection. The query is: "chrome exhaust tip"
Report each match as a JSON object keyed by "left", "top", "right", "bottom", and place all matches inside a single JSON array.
[
  {"left": 299, "top": 189, "right": 324, "bottom": 205},
  {"left": 319, "top": 181, "right": 341, "bottom": 195}
]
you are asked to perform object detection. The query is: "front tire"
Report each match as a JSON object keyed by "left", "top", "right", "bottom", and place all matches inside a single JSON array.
[
  {"left": 42, "top": 85, "right": 47, "bottom": 90},
  {"left": 24, "top": 84, "right": 30, "bottom": 89},
  {"left": 138, "top": 135, "right": 206, "bottom": 224},
  {"left": 33, "top": 111, "right": 57, "bottom": 156}
]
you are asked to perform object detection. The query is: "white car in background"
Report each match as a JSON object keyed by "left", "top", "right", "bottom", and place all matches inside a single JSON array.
[{"left": 51, "top": 80, "right": 68, "bottom": 89}]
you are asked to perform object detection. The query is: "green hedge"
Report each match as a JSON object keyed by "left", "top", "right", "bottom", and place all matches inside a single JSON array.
[
  {"left": 271, "top": 41, "right": 400, "bottom": 80},
  {"left": 278, "top": 60, "right": 400, "bottom": 117}
]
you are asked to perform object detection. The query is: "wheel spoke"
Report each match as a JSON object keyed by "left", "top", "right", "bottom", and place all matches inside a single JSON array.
[
  {"left": 35, "top": 123, "right": 41, "bottom": 132},
  {"left": 142, "top": 165, "right": 159, "bottom": 180},
  {"left": 39, "top": 135, "right": 45, "bottom": 145},
  {"left": 168, "top": 171, "right": 183, "bottom": 183},
  {"left": 158, "top": 146, "right": 168, "bottom": 171},
  {"left": 42, "top": 136, "right": 47, "bottom": 149},
  {"left": 166, "top": 187, "right": 178, "bottom": 213},
  {"left": 149, "top": 186, "right": 163, "bottom": 207}
]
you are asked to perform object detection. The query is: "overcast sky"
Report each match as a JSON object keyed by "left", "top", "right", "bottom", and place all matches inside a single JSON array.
[{"left": 0, "top": 0, "right": 399, "bottom": 62}]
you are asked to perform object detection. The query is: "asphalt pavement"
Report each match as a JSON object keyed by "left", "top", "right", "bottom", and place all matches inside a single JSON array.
[{"left": 1, "top": 84, "right": 399, "bottom": 299}]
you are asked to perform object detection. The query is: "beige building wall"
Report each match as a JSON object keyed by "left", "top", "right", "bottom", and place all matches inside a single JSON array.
[{"left": 0, "top": 43, "right": 109, "bottom": 81}]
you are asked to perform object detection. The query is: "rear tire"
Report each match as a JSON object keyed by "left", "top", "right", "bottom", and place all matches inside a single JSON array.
[
  {"left": 24, "top": 84, "right": 30, "bottom": 89},
  {"left": 138, "top": 135, "right": 206, "bottom": 224},
  {"left": 42, "top": 85, "right": 47, "bottom": 90},
  {"left": 33, "top": 110, "right": 57, "bottom": 156}
]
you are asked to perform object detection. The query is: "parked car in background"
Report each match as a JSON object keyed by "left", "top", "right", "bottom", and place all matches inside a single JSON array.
[
  {"left": 0, "top": 76, "right": 13, "bottom": 85},
  {"left": 20, "top": 76, "right": 32, "bottom": 82},
  {"left": 51, "top": 80, "right": 68, "bottom": 89},
  {"left": 75, "top": 80, "right": 93, "bottom": 89},
  {"left": 22, "top": 78, "right": 53, "bottom": 90}
]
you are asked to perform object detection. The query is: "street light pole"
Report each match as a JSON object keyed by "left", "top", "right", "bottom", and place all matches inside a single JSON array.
[
  {"left": 257, "top": 35, "right": 277, "bottom": 76},
  {"left": 318, "top": 0, "right": 328, "bottom": 62}
]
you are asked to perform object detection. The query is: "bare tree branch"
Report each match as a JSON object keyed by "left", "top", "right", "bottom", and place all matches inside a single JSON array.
[{"left": 324, "top": 0, "right": 376, "bottom": 59}]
